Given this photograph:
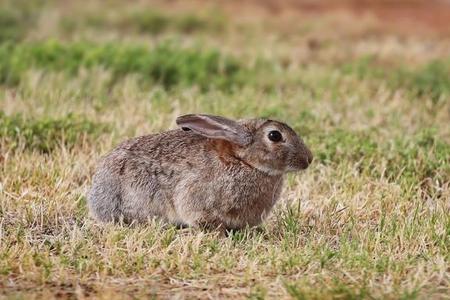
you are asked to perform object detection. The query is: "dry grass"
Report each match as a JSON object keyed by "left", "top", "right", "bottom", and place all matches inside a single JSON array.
[{"left": 1, "top": 0, "right": 449, "bottom": 299}]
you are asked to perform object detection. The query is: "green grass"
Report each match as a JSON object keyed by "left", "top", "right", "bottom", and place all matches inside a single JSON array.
[
  {"left": 0, "top": 0, "right": 449, "bottom": 299},
  {"left": 342, "top": 56, "right": 450, "bottom": 103},
  {"left": 0, "top": 8, "right": 28, "bottom": 43},
  {"left": 0, "top": 41, "right": 244, "bottom": 89},
  {"left": 61, "top": 9, "right": 225, "bottom": 36},
  {"left": 0, "top": 112, "right": 108, "bottom": 153},
  {"left": 311, "top": 127, "right": 450, "bottom": 191},
  {"left": 0, "top": 0, "right": 41, "bottom": 43},
  {"left": 126, "top": 10, "right": 224, "bottom": 34},
  {"left": 393, "top": 60, "right": 450, "bottom": 103}
]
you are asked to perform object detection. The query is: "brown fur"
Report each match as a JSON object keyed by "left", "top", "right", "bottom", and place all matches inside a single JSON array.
[{"left": 87, "top": 114, "right": 312, "bottom": 230}]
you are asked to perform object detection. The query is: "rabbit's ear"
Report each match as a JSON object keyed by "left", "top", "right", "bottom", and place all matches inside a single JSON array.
[{"left": 176, "top": 114, "right": 252, "bottom": 146}]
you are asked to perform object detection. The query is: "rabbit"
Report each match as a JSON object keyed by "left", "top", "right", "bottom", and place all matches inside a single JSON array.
[{"left": 87, "top": 114, "right": 313, "bottom": 230}]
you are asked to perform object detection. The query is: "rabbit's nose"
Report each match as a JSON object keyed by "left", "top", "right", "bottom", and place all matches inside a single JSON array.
[
  {"left": 300, "top": 150, "right": 313, "bottom": 170},
  {"left": 297, "top": 153, "right": 311, "bottom": 170}
]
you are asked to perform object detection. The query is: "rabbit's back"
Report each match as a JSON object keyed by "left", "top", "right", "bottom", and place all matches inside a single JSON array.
[{"left": 88, "top": 130, "right": 208, "bottom": 223}]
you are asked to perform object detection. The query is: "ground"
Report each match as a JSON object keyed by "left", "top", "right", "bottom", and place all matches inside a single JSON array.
[{"left": 0, "top": 0, "right": 449, "bottom": 299}]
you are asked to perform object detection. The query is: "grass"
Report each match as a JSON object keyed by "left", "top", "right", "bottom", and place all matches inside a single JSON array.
[
  {"left": 60, "top": 8, "right": 225, "bottom": 36},
  {"left": 312, "top": 127, "right": 450, "bottom": 191},
  {"left": 342, "top": 56, "right": 450, "bottom": 104},
  {"left": 0, "top": 41, "right": 244, "bottom": 90},
  {"left": 0, "top": 0, "right": 41, "bottom": 43},
  {"left": 0, "top": 0, "right": 449, "bottom": 299},
  {"left": 0, "top": 112, "right": 108, "bottom": 153}
]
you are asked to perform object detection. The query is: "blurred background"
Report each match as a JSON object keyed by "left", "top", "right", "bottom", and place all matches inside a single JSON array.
[{"left": 1, "top": 0, "right": 449, "bottom": 159}]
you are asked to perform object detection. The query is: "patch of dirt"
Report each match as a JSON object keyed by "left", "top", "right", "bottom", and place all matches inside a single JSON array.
[{"left": 234, "top": 0, "right": 450, "bottom": 35}]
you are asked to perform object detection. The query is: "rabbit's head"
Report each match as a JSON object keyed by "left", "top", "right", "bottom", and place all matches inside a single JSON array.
[{"left": 176, "top": 114, "right": 313, "bottom": 175}]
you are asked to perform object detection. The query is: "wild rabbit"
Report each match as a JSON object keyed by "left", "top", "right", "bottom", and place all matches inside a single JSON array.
[{"left": 87, "top": 114, "right": 312, "bottom": 230}]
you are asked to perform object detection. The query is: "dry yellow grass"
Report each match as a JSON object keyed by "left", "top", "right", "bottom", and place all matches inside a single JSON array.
[{"left": 1, "top": 0, "right": 449, "bottom": 299}]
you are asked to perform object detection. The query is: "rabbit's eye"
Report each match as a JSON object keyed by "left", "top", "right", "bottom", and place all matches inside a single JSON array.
[{"left": 268, "top": 130, "right": 283, "bottom": 142}]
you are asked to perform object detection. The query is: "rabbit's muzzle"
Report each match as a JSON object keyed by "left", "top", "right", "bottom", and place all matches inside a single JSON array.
[
  {"left": 300, "top": 150, "right": 313, "bottom": 169},
  {"left": 290, "top": 146, "right": 313, "bottom": 171}
]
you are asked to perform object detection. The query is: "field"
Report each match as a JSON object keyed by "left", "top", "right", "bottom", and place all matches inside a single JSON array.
[{"left": 1, "top": 0, "right": 449, "bottom": 299}]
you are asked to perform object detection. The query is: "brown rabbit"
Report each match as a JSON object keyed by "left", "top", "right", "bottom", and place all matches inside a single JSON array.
[{"left": 87, "top": 114, "right": 312, "bottom": 230}]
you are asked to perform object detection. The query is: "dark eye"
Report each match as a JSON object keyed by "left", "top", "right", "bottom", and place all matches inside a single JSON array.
[{"left": 268, "top": 130, "right": 283, "bottom": 142}]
